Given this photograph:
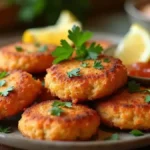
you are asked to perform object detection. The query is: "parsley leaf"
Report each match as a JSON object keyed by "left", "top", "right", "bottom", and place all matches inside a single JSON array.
[
  {"left": 50, "top": 106, "right": 64, "bottom": 116},
  {"left": 105, "top": 133, "right": 119, "bottom": 140},
  {"left": 52, "top": 101, "right": 72, "bottom": 108},
  {"left": 104, "top": 58, "right": 110, "bottom": 63},
  {"left": 52, "top": 40, "right": 74, "bottom": 64},
  {"left": 15, "top": 46, "right": 23, "bottom": 52},
  {"left": 67, "top": 68, "right": 81, "bottom": 78},
  {"left": 128, "top": 81, "right": 141, "bottom": 93},
  {"left": 50, "top": 101, "right": 72, "bottom": 116},
  {"left": 86, "top": 42, "right": 103, "bottom": 60},
  {"left": 0, "top": 80, "right": 6, "bottom": 87},
  {"left": 128, "top": 81, "right": 150, "bottom": 94},
  {"left": 130, "top": 130, "right": 144, "bottom": 136},
  {"left": 145, "top": 95, "right": 150, "bottom": 103},
  {"left": 38, "top": 45, "right": 48, "bottom": 52},
  {"left": 93, "top": 60, "right": 104, "bottom": 69},
  {"left": 81, "top": 62, "right": 88, "bottom": 68},
  {"left": 0, "top": 126, "right": 12, "bottom": 133},
  {"left": 68, "top": 25, "right": 92, "bottom": 47},
  {"left": 0, "top": 86, "right": 14, "bottom": 97},
  {"left": 0, "top": 71, "right": 9, "bottom": 79}
]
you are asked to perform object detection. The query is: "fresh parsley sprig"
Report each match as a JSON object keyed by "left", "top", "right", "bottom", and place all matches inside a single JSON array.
[
  {"left": 50, "top": 101, "right": 72, "bottom": 116},
  {"left": 51, "top": 26, "right": 103, "bottom": 64}
]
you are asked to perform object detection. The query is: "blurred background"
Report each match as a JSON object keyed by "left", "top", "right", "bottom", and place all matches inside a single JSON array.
[{"left": 0, "top": 0, "right": 128, "bottom": 35}]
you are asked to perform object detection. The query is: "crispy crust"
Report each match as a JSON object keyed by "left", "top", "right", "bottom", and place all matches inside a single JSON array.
[
  {"left": 96, "top": 88, "right": 150, "bottom": 130},
  {"left": 45, "top": 55, "right": 127, "bottom": 103},
  {"left": 0, "top": 70, "right": 42, "bottom": 119},
  {"left": 18, "top": 100, "right": 100, "bottom": 141},
  {"left": 0, "top": 42, "right": 56, "bottom": 73}
]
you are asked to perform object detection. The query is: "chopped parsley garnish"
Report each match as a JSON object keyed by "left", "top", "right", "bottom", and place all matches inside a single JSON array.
[
  {"left": 38, "top": 45, "right": 48, "bottom": 52},
  {"left": 128, "top": 80, "right": 150, "bottom": 94},
  {"left": 0, "top": 71, "right": 9, "bottom": 79},
  {"left": 130, "top": 130, "right": 144, "bottom": 136},
  {"left": 0, "top": 80, "right": 6, "bottom": 87},
  {"left": 67, "top": 68, "right": 81, "bottom": 78},
  {"left": 145, "top": 95, "right": 150, "bottom": 103},
  {"left": 15, "top": 46, "right": 23, "bottom": 52},
  {"left": 103, "top": 58, "right": 110, "bottom": 63},
  {"left": 93, "top": 60, "right": 104, "bottom": 70},
  {"left": 0, "top": 86, "right": 14, "bottom": 97},
  {"left": 52, "top": 26, "right": 103, "bottom": 64},
  {"left": 51, "top": 106, "right": 64, "bottom": 116},
  {"left": 80, "top": 62, "right": 88, "bottom": 68},
  {"left": 52, "top": 101, "right": 72, "bottom": 108},
  {"left": 0, "top": 126, "right": 12, "bottom": 133},
  {"left": 128, "top": 80, "right": 141, "bottom": 93},
  {"left": 105, "top": 133, "right": 119, "bottom": 141},
  {"left": 50, "top": 101, "right": 72, "bottom": 116}
]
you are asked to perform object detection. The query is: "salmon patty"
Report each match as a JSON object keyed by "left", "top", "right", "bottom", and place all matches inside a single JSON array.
[
  {"left": 45, "top": 55, "right": 127, "bottom": 103},
  {"left": 96, "top": 88, "right": 150, "bottom": 130},
  {"left": 18, "top": 100, "right": 100, "bottom": 141},
  {"left": 0, "top": 42, "right": 56, "bottom": 73},
  {"left": 0, "top": 70, "right": 42, "bottom": 119}
]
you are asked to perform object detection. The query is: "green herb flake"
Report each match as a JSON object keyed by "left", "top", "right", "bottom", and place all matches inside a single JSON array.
[
  {"left": 105, "top": 133, "right": 119, "bottom": 141},
  {"left": 103, "top": 58, "right": 110, "bottom": 63},
  {"left": 0, "top": 126, "right": 12, "bottom": 133},
  {"left": 93, "top": 60, "right": 104, "bottom": 70},
  {"left": 80, "top": 62, "right": 88, "bottom": 68},
  {"left": 52, "top": 101, "right": 72, "bottom": 108},
  {"left": 128, "top": 81, "right": 141, "bottom": 93},
  {"left": 130, "top": 130, "right": 144, "bottom": 136},
  {"left": 0, "top": 72, "right": 9, "bottom": 79},
  {"left": 50, "top": 101, "right": 72, "bottom": 116},
  {"left": 50, "top": 106, "right": 64, "bottom": 116},
  {"left": 51, "top": 26, "right": 103, "bottom": 64},
  {"left": 38, "top": 45, "right": 48, "bottom": 52},
  {"left": 145, "top": 95, "right": 150, "bottom": 103},
  {"left": 0, "top": 80, "right": 6, "bottom": 87},
  {"left": 0, "top": 86, "right": 14, "bottom": 97},
  {"left": 67, "top": 68, "right": 81, "bottom": 78},
  {"left": 15, "top": 46, "right": 23, "bottom": 52}
]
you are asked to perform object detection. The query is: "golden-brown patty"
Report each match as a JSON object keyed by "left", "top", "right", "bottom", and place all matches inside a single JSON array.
[
  {"left": 0, "top": 42, "right": 56, "bottom": 73},
  {"left": 0, "top": 70, "right": 42, "bottom": 119},
  {"left": 18, "top": 100, "right": 100, "bottom": 141},
  {"left": 45, "top": 55, "right": 127, "bottom": 103},
  {"left": 96, "top": 88, "right": 150, "bottom": 130}
]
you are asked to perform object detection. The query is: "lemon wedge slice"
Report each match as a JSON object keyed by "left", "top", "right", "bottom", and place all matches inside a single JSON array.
[
  {"left": 22, "top": 10, "right": 82, "bottom": 45},
  {"left": 115, "top": 24, "right": 150, "bottom": 65}
]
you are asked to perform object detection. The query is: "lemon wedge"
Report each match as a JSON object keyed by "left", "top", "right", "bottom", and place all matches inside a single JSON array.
[
  {"left": 115, "top": 24, "right": 150, "bottom": 65},
  {"left": 22, "top": 10, "right": 82, "bottom": 45}
]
